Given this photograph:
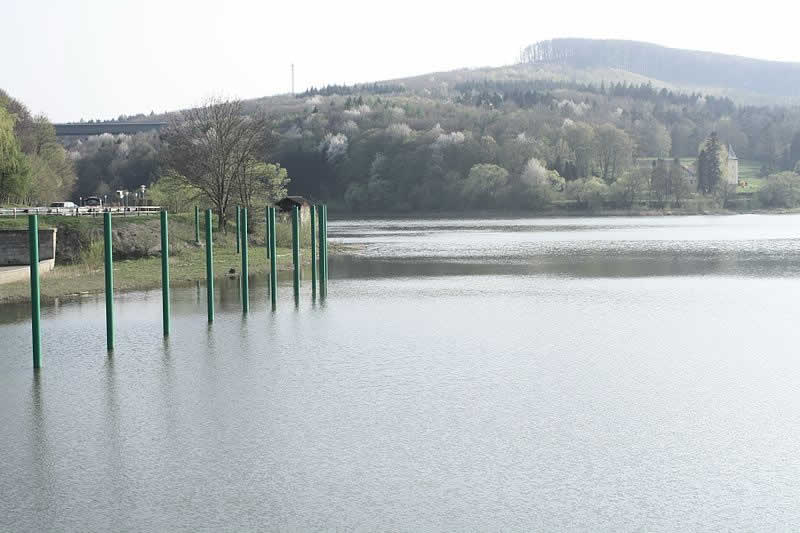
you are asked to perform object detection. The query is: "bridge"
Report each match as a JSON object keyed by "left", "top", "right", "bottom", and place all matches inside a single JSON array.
[{"left": 54, "top": 122, "right": 167, "bottom": 136}]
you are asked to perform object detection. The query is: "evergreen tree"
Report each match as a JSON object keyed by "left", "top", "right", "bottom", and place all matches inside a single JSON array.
[
  {"left": 698, "top": 132, "right": 722, "bottom": 194},
  {"left": 697, "top": 148, "right": 707, "bottom": 193}
]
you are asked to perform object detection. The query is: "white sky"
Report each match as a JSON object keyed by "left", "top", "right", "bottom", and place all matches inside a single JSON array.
[{"left": 3, "top": 0, "right": 800, "bottom": 122}]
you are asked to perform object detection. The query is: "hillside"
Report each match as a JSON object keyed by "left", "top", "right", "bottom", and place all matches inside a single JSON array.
[{"left": 519, "top": 39, "right": 800, "bottom": 105}]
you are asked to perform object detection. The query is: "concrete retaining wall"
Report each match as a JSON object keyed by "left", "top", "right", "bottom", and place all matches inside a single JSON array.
[{"left": 0, "top": 229, "right": 58, "bottom": 266}]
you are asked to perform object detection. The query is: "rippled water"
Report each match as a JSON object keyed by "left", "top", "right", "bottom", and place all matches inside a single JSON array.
[{"left": 2, "top": 215, "right": 800, "bottom": 530}]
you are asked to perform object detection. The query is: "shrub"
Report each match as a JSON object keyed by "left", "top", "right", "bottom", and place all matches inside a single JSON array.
[{"left": 758, "top": 172, "right": 800, "bottom": 208}]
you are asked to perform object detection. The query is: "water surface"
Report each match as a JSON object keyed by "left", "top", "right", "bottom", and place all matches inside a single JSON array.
[{"left": 2, "top": 215, "right": 800, "bottom": 530}]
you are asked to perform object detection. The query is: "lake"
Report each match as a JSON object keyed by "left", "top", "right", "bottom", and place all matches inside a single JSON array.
[{"left": 2, "top": 215, "right": 800, "bottom": 530}]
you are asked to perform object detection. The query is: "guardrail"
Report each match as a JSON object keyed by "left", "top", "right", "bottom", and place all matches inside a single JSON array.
[{"left": 0, "top": 206, "right": 162, "bottom": 217}]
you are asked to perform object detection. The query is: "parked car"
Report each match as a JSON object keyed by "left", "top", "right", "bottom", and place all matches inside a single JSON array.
[
  {"left": 49, "top": 201, "right": 77, "bottom": 208},
  {"left": 84, "top": 196, "right": 102, "bottom": 207}
]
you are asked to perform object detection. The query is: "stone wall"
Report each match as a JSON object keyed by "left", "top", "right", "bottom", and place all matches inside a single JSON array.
[{"left": 0, "top": 229, "right": 58, "bottom": 266}]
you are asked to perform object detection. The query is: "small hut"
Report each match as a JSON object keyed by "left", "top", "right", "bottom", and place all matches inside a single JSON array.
[{"left": 275, "top": 196, "right": 311, "bottom": 223}]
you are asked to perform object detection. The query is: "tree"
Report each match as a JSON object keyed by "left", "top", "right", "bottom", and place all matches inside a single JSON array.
[
  {"left": 0, "top": 106, "right": 30, "bottom": 204},
  {"left": 462, "top": 164, "right": 510, "bottom": 207},
  {"left": 148, "top": 175, "right": 203, "bottom": 213},
  {"left": 670, "top": 122, "right": 693, "bottom": 158},
  {"left": 715, "top": 181, "right": 737, "bottom": 208},
  {"left": 697, "top": 132, "right": 723, "bottom": 194},
  {"left": 650, "top": 159, "right": 669, "bottom": 205},
  {"left": 25, "top": 117, "right": 75, "bottom": 204},
  {"left": 609, "top": 170, "right": 647, "bottom": 208},
  {"left": 669, "top": 158, "right": 689, "bottom": 207},
  {"left": 595, "top": 124, "right": 633, "bottom": 183},
  {"left": 519, "top": 158, "right": 560, "bottom": 208},
  {"left": 0, "top": 91, "right": 75, "bottom": 205},
  {"left": 366, "top": 153, "right": 392, "bottom": 208},
  {"left": 758, "top": 172, "right": 800, "bottom": 207},
  {"left": 162, "top": 97, "right": 272, "bottom": 230},
  {"left": 237, "top": 162, "right": 289, "bottom": 223},
  {"left": 564, "top": 122, "right": 595, "bottom": 178},
  {"left": 344, "top": 182, "right": 368, "bottom": 210},
  {"left": 565, "top": 177, "right": 608, "bottom": 210},
  {"left": 634, "top": 118, "right": 671, "bottom": 158}
]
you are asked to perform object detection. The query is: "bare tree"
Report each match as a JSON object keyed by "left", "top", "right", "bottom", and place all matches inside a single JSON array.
[{"left": 162, "top": 97, "right": 269, "bottom": 231}]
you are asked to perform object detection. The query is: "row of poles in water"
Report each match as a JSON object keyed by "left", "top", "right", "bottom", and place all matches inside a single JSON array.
[{"left": 26, "top": 204, "right": 329, "bottom": 369}]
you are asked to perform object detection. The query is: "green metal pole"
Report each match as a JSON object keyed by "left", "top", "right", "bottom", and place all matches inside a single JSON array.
[
  {"left": 235, "top": 205, "right": 240, "bottom": 254},
  {"left": 103, "top": 212, "right": 114, "bottom": 351},
  {"left": 160, "top": 210, "right": 170, "bottom": 336},
  {"left": 291, "top": 206, "right": 300, "bottom": 302},
  {"left": 205, "top": 209, "right": 214, "bottom": 322},
  {"left": 310, "top": 205, "right": 317, "bottom": 299},
  {"left": 240, "top": 207, "right": 249, "bottom": 313},
  {"left": 265, "top": 207, "right": 270, "bottom": 260},
  {"left": 322, "top": 204, "right": 329, "bottom": 297},
  {"left": 269, "top": 207, "right": 277, "bottom": 310},
  {"left": 28, "top": 215, "right": 41, "bottom": 369},
  {"left": 194, "top": 205, "right": 200, "bottom": 244},
  {"left": 317, "top": 205, "right": 324, "bottom": 297}
]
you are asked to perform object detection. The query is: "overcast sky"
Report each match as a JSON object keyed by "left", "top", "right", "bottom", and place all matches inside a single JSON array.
[{"left": 3, "top": 0, "right": 799, "bottom": 122}]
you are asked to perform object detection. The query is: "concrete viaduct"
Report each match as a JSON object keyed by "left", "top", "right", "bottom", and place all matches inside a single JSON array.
[{"left": 54, "top": 122, "right": 167, "bottom": 136}]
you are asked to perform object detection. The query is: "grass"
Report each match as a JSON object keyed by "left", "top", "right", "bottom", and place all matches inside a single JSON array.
[
  {"left": 0, "top": 212, "right": 317, "bottom": 304},
  {"left": 736, "top": 160, "right": 764, "bottom": 193},
  {"left": 0, "top": 243, "right": 296, "bottom": 304}
]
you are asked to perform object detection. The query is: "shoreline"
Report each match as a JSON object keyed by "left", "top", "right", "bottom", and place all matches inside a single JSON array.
[
  {"left": 328, "top": 207, "right": 800, "bottom": 220},
  {"left": 0, "top": 245, "right": 313, "bottom": 306},
  {"left": 0, "top": 213, "right": 334, "bottom": 306}
]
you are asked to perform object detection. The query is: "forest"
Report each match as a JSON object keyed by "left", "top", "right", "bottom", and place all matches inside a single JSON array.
[{"left": 4, "top": 40, "right": 800, "bottom": 214}]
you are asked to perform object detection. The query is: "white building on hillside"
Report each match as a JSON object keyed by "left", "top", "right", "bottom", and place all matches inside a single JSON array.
[{"left": 726, "top": 145, "right": 739, "bottom": 185}]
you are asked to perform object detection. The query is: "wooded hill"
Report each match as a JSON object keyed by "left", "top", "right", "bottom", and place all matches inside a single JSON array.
[
  {"left": 6, "top": 39, "right": 800, "bottom": 213},
  {"left": 520, "top": 39, "right": 800, "bottom": 105}
]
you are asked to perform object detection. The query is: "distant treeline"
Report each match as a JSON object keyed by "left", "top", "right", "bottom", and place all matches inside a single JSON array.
[
  {"left": 298, "top": 83, "right": 406, "bottom": 98},
  {"left": 520, "top": 38, "right": 800, "bottom": 99},
  {"left": 454, "top": 80, "right": 732, "bottom": 111}
]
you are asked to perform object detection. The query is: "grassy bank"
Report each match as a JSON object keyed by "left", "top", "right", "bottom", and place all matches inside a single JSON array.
[{"left": 0, "top": 213, "right": 315, "bottom": 305}]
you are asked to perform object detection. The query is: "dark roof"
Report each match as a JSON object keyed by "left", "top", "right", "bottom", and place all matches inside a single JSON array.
[{"left": 275, "top": 196, "right": 310, "bottom": 211}]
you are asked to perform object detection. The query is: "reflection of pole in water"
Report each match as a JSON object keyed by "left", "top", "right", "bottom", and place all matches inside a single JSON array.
[
  {"left": 29, "top": 372, "right": 52, "bottom": 503},
  {"left": 103, "top": 356, "right": 126, "bottom": 506}
]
